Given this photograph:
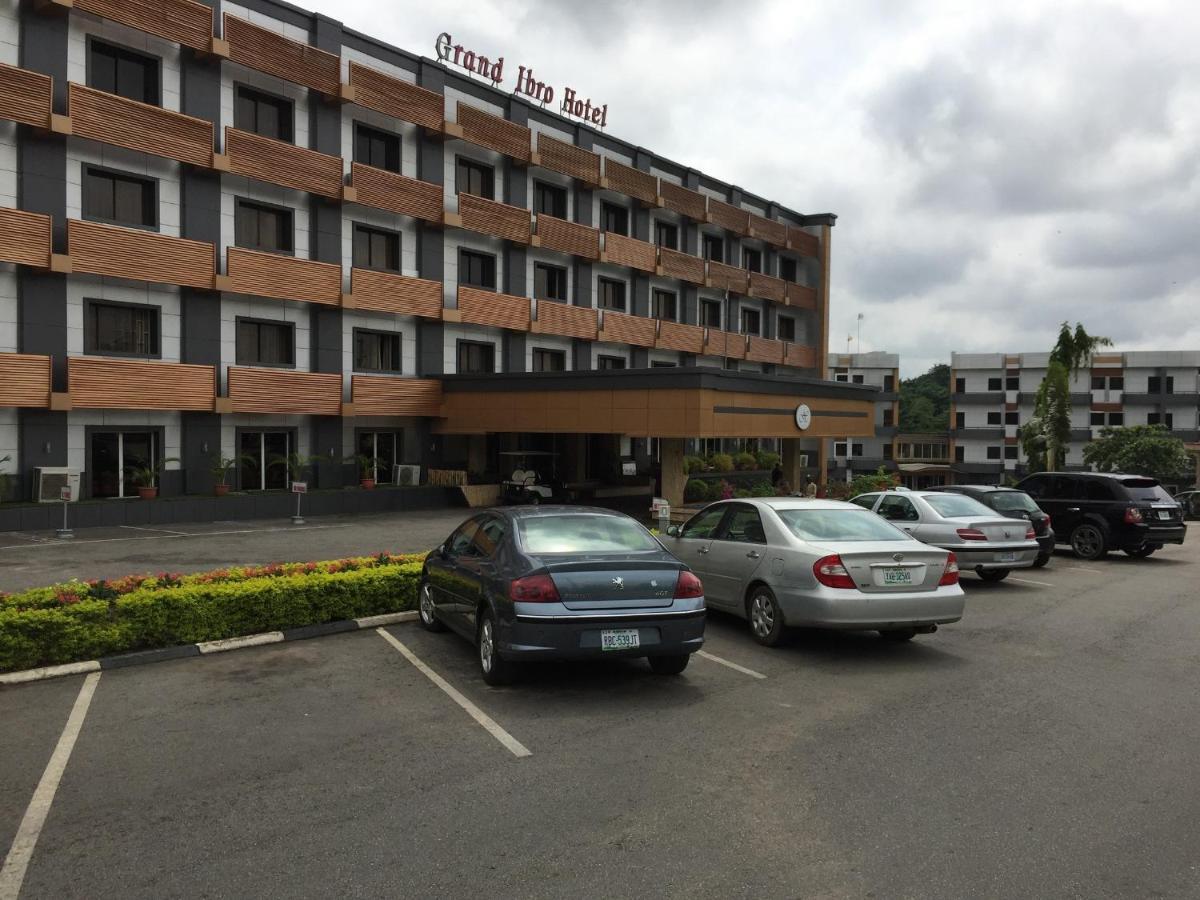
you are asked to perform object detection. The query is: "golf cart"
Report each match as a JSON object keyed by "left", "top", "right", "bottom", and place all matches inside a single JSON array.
[{"left": 500, "top": 451, "right": 562, "bottom": 505}]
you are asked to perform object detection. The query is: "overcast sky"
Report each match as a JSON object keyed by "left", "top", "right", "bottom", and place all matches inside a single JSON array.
[{"left": 310, "top": 0, "right": 1199, "bottom": 377}]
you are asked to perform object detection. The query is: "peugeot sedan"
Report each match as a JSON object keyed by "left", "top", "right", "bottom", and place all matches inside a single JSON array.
[
  {"left": 419, "top": 506, "right": 705, "bottom": 684},
  {"left": 663, "top": 498, "right": 964, "bottom": 646},
  {"left": 932, "top": 484, "right": 1055, "bottom": 567}
]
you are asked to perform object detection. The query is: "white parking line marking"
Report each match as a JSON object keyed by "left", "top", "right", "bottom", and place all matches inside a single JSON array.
[
  {"left": 0, "top": 672, "right": 101, "bottom": 900},
  {"left": 120, "top": 525, "right": 189, "bottom": 536},
  {"left": 1058, "top": 566, "right": 1105, "bottom": 575},
  {"left": 1008, "top": 577, "right": 1054, "bottom": 587},
  {"left": 376, "top": 628, "right": 531, "bottom": 759},
  {"left": 0, "top": 522, "right": 355, "bottom": 551},
  {"left": 696, "top": 650, "right": 767, "bottom": 680}
]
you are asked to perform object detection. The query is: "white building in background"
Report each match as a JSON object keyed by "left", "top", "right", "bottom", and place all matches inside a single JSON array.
[{"left": 825, "top": 351, "right": 899, "bottom": 481}]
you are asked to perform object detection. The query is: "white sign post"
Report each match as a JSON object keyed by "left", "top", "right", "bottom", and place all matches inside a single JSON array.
[
  {"left": 56, "top": 485, "right": 74, "bottom": 539},
  {"left": 651, "top": 497, "right": 671, "bottom": 534},
  {"left": 291, "top": 481, "right": 307, "bottom": 525}
]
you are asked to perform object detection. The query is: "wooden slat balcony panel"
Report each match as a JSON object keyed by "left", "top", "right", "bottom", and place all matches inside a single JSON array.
[
  {"left": 788, "top": 226, "right": 821, "bottom": 258},
  {"left": 534, "top": 214, "right": 598, "bottom": 259},
  {"left": 70, "top": 84, "right": 213, "bottom": 167},
  {"left": 0, "top": 353, "right": 51, "bottom": 408},
  {"left": 708, "top": 199, "right": 749, "bottom": 235},
  {"left": 749, "top": 271, "right": 786, "bottom": 303},
  {"left": 656, "top": 321, "right": 705, "bottom": 354},
  {"left": 69, "top": 357, "right": 215, "bottom": 411},
  {"left": 225, "top": 247, "right": 340, "bottom": 305},
  {"left": 658, "top": 181, "right": 707, "bottom": 220},
  {"left": 0, "top": 62, "right": 52, "bottom": 127},
  {"left": 74, "top": 0, "right": 214, "bottom": 51},
  {"left": 68, "top": 219, "right": 214, "bottom": 289},
  {"left": 457, "top": 102, "right": 530, "bottom": 162},
  {"left": 599, "top": 310, "right": 656, "bottom": 348},
  {"left": 228, "top": 367, "right": 343, "bottom": 415},
  {"left": 226, "top": 127, "right": 342, "bottom": 199},
  {"left": 223, "top": 13, "right": 340, "bottom": 96},
  {"left": 707, "top": 260, "right": 749, "bottom": 293},
  {"left": 351, "top": 376, "right": 442, "bottom": 417},
  {"left": 350, "top": 163, "right": 443, "bottom": 223},
  {"left": 785, "top": 344, "right": 817, "bottom": 369},
  {"left": 786, "top": 281, "right": 817, "bottom": 309},
  {"left": 0, "top": 208, "right": 52, "bottom": 268},
  {"left": 351, "top": 268, "right": 442, "bottom": 318},
  {"left": 536, "top": 133, "right": 600, "bottom": 184},
  {"left": 456, "top": 286, "right": 531, "bottom": 331},
  {"left": 746, "top": 336, "right": 784, "bottom": 365},
  {"left": 533, "top": 300, "right": 597, "bottom": 340},
  {"left": 603, "top": 158, "right": 657, "bottom": 204},
  {"left": 748, "top": 213, "right": 788, "bottom": 247},
  {"left": 603, "top": 232, "right": 656, "bottom": 273},
  {"left": 657, "top": 247, "right": 705, "bottom": 284},
  {"left": 348, "top": 62, "right": 443, "bottom": 130},
  {"left": 458, "top": 193, "right": 531, "bottom": 244},
  {"left": 706, "top": 330, "right": 746, "bottom": 360}
]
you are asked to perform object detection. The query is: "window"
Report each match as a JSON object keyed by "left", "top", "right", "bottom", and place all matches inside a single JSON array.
[
  {"left": 600, "top": 201, "right": 629, "bottom": 236},
  {"left": 986, "top": 446, "right": 1002, "bottom": 460},
  {"left": 778, "top": 317, "right": 796, "bottom": 342},
  {"left": 459, "top": 249, "right": 496, "bottom": 290},
  {"left": 878, "top": 495, "right": 919, "bottom": 522},
  {"left": 1091, "top": 375, "right": 1105, "bottom": 390},
  {"left": 534, "top": 181, "right": 567, "bottom": 218},
  {"left": 235, "top": 318, "right": 294, "bottom": 367},
  {"left": 883, "top": 374, "right": 895, "bottom": 392},
  {"left": 598, "top": 277, "right": 626, "bottom": 311},
  {"left": 834, "top": 441, "right": 848, "bottom": 457},
  {"left": 851, "top": 374, "right": 865, "bottom": 384},
  {"left": 235, "top": 200, "right": 292, "bottom": 253},
  {"left": 955, "top": 377, "right": 966, "bottom": 393},
  {"left": 1004, "top": 445, "right": 1019, "bottom": 460},
  {"left": 1091, "top": 411, "right": 1124, "bottom": 427},
  {"left": 1148, "top": 413, "right": 1174, "bottom": 429},
  {"left": 882, "top": 408, "right": 894, "bottom": 427},
  {"left": 835, "top": 372, "right": 848, "bottom": 383},
  {"left": 239, "top": 431, "right": 291, "bottom": 491},
  {"left": 955, "top": 411, "right": 965, "bottom": 429},
  {"left": 722, "top": 506, "right": 766, "bottom": 544},
  {"left": 358, "top": 431, "right": 401, "bottom": 484},
  {"left": 82, "top": 167, "right": 156, "bottom": 229},
  {"left": 1109, "top": 412, "right": 1124, "bottom": 426},
  {"left": 598, "top": 355, "right": 626, "bottom": 370},
  {"left": 1147, "top": 412, "right": 1159, "bottom": 425},
  {"left": 85, "top": 300, "right": 159, "bottom": 357},
  {"left": 1148, "top": 376, "right": 1161, "bottom": 393},
  {"left": 699, "top": 299, "right": 721, "bottom": 328},
  {"left": 1090, "top": 412, "right": 1105, "bottom": 426},
  {"left": 354, "top": 124, "right": 400, "bottom": 173},
  {"left": 850, "top": 494, "right": 878, "bottom": 510},
  {"left": 652, "top": 289, "right": 677, "bottom": 321},
  {"left": 882, "top": 444, "right": 894, "bottom": 460},
  {"left": 235, "top": 85, "right": 292, "bottom": 142},
  {"left": 779, "top": 257, "right": 798, "bottom": 282},
  {"left": 742, "top": 247, "right": 762, "bottom": 272},
  {"left": 353, "top": 329, "right": 402, "bottom": 373},
  {"left": 1110, "top": 376, "right": 1124, "bottom": 390},
  {"left": 740, "top": 307, "right": 761, "bottom": 336},
  {"left": 1166, "top": 376, "right": 1175, "bottom": 394},
  {"left": 1006, "top": 376, "right": 1019, "bottom": 390},
  {"left": 89, "top": 40, "right": 158, "bottom": 105},
  {"left": 352, "top": 225, "right": 400, "bottom": 272},
  {"left": 91, "top": 430, "right": 159, "bottom": 499},
  {"left": 1086, "top": 480, "right": 1115, "bottom": 501},
  {"left": 457, "top": 340, "right": 495, "bottom": 374},
  {"left": 955, "top": 445, "right": 965, "bottom": 462},
  {"left": 1005, "top": 411, "right": 1019, "bottom": 425},
  {"left": 532, "top": 348, "right": 566, "bottom": 372},
  {"left": 680, "top": 505, "right": 727, "bottom": 540},
  {"left": 534, "top": 263, "right": 568, "bottom": 301},
  {"left": 987, "top": 377, "right": 1002, "bottom": 391},
  {"left": 651, "top": 361, "right": 675, "bottom": 368},
  {"left": 702, "top": 233, "right": 724, "bottom": 262},
  {"left": 852, "top": 443, "right": 864, "bottom": 457},
  {"left": 455, "top": 157, "right": 494, "bottom": 199},
  {"left": 654, "top": 221, "right": 678, "bottom": 250},
  {"left": 987, "top": 412, "right": 1002, "bottom": 425}
]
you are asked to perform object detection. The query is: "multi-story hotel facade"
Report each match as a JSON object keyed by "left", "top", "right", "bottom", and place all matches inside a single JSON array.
[{"left": 825, "top": 352, "right": 899, "bottom": 482}]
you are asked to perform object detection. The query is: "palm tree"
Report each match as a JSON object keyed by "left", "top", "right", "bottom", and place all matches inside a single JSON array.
[{"left": 1022, "top": 323, "right": 1111, "bottom": 472}]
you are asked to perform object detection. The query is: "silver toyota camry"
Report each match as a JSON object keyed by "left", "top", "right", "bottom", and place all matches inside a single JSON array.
[{"left": 663, "top": 498, "right": 965, "bottom": 646}]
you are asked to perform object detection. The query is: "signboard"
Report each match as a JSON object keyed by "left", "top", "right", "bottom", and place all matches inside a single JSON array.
[
  {"left": 794, "top": 403, "right": 812, "bottom": 431},
  {"left": 621, "top": 460, "right": 637, "bottom": 476},
  {"left": 291, "top": 481, "right": 308, "bottom": 494},
  {"left": 651, "top": 497, "right": 669, "bottom": 514},
  {"left": 60, "top": 485, "right": 73, "bottom": 502}
]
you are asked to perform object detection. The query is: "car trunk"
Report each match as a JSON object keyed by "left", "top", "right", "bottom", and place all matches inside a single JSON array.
[
  {"left": 807, "top": 541, "right": 947, "bottom": 593},
  {"left": 534, "top": 557, "right": 683, "bottom": 610},
  {"left": 948, "top": 517, "right": 1031, "bottom": 545}
]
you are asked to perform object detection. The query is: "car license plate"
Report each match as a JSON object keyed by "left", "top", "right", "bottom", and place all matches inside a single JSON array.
[
  {"left": 601, "top": 629, "right": 640, "bottom": 651},
  {"left": 882, "top": 567, "right": 914, "bottom": 586},
  {"left": 995, "top": 551, "right": 1016, "bottom": 563},
  {"left": 1157, "top": 510, "right": 1171, "bottom": 520}
]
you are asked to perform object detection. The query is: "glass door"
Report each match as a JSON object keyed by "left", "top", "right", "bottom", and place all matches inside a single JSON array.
[
  {"left": 238, "top": 431, "right": 291, "bottom": 490},
  {"left": 358, "top": 432, "right": 399, "bottom": 484},
  {"left": 91, "top": 431, "right": 158, "bottom": 498}
]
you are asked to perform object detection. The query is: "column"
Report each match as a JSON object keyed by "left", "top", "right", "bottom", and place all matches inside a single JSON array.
[{"left": 659, "top": 437, "right": 686, "bottom": 510}]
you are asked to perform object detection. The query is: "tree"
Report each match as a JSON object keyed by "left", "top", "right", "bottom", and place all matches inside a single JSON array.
[
  {"left": 1083, "top": 426, "right": 1193, "bottom": 483},
  {"left": 1050, "top": 322, "right": 1113, "bottom": 375},
  {"left": 899, "top": 363, "right": 950, "bottom": 432},
  {"left": 1021, "top": 322, "right": 1110, "bottom": 471}
]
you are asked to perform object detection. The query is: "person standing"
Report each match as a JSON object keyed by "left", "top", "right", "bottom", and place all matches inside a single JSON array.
[{"left": 804, "top": 476, "right": 818, "bottom": 498}]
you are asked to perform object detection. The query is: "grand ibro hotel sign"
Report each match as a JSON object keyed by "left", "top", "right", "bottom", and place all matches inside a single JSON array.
[{"left": 435, "top": 32, "right": 608, "bottom": 127}]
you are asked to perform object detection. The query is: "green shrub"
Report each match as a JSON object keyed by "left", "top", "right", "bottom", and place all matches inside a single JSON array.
[
  {"left": 709, "top": 453, "right": 734, "bottom": 473},
  {"left": 683, "top": 455, "right": 706, "bottom": 475},
  {"left": 684, "top": 478, "right": 709, "bottom": 502},
  {"left": 732, "top": 452, "right": 757, "bottom": 471},
  {"left": 755, "top": 451, "right": 781, "bottom": 471},
  {"left": 749, "top": 481, "right": 777, "bottom": 497}
]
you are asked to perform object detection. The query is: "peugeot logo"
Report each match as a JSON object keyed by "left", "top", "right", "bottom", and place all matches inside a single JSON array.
[
  {"left": 1003, "top": 530, "right": 1011, "bottom": 539},
  {"left": 612, "top": 577, "right": 625, "bottom": 589},
  {"left": 892, "top": 553, "right": 904, "bottom": 562}
]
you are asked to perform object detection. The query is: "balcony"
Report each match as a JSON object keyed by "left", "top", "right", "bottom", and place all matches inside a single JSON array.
[
  {"left": 226, "top": 367, "right": 343, "bottom": 416},
  {"left": 598, "top": 310, "right": 656, "bottom": 348},
  {"left": 223, "top": 13, "right": 340, "bottom": 97},
  {"left": 68, "top": 219, "right": 215, "bottom": 289},
  {"left": 749, "top": 271, "right": 786, "bottom": 303},
  {"left": 658, "top": 181, "right": 707, "bottom": 220},
  {"left": 0, "top": 353, "right": 51, "bottom": 408},
  {"left": 746, "top": 336, "right": 784, "bottom": 365},
  {"left": 453, "top": 286, "right": 531, "bottom": 331},
  {"left": 350, "top": 163, "right": 443, "bottom": 224},
  {"left": 457, "top": 102, "right": 531, "bottom": 162},
  {"left": 536, "top": 133, "right": 600, "bottom": 185},
  {"left": 706, "top": 260, "right": 749, "bottom": 293},
  {"left": 603, "top": 158, "right": 657, "bottom": 205},
  {"left": 784, "top": 344, "right": 816, "bottom": 368},
  {"left": 0, "top": 208, "right": 51, "bottom": 268},
  {"left": 951, "top": 427, "right": 1005, "bottom": 440},
  {"left": 457, "top": 193, "right": 531, "bottom": 244},
  {"left": 222, "top": 247, "right": 341, "bottom": 306},
  {"left": 350, "top": 376, "right": 442, "bottom": 417},
  {"left": 951, "top": 392, "right": 1005, "bottom": 404},
  {"left": 74, "top": 0, "right": 214, "bottom": 52},
  {"left": 0, "top": 62, "right": 52, "bottom": 128},
  {"left": 68, "top": 357, "right": 216, "bottom": 411},
  {"left": 708, "top": 199, "right": 749, "bottom": 235},
  {"left": 786, "top": 282, "right": 817, "bottom": 309},
  {"left": 788, "top": 226, "right": 821, "bottom": 258},
  {"left": 225, "top": 127, "right": 342, "bottom": 199},
  {"left": 1122, "top": 392, "right": 1198, "bottom": 407},
  {"left": 748, "top": 213, "right": 787, "bottom": 247},
  {"left": 350, "top": 268, "right": 442, "bottom": 319},
  {"left": 348, "top": 62, "right": 443, "bottom": 131},
  {"left": 656, "top": 321, "right": 705, "bottom": 355},
  {"left": 69, "top": 84, "right": 213, "bottom": 168},
  {"left": 602, "top": 232, "right": 656, "bottom": 272},
  {"left": 532, "top": 300, "right": 598, "bottom": 340},
  {"left": 704, "top": 330, "right": 746, "bottom": 360},
  {"left": 533, "top": 214, "right": 599, "bottom": 260},
  {"left": 657, "top": 247, "right": 705, "bottom": 284}
]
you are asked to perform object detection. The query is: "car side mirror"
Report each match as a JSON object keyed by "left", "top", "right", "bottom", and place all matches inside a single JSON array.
[
  {"left": 666, "top": 524, "right": 680, "bottom": 537},
  {"left": 435, "top": 543, "right": 447, "bottom": 558}
]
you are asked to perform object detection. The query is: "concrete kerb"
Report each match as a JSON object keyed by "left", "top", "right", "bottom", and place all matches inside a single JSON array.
[{"left": 0, "top": 611, "right": 420, "bottom": 686}]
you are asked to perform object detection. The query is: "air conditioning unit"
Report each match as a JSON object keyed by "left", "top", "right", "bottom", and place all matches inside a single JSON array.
[
  {"left": 35, "top": 467, "right": 81, "bottom": 503},
  {"left": 393, "top": 464, "right": 421, "bottom": 487}
]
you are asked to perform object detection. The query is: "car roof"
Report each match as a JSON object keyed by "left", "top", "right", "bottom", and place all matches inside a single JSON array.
[
  {"left": 935, "top": 484, "right": 1016, "bottom": 493},
  {"left": 1025, "top": 471, "right": 1158, "bottom": 482},
  {"left": 495, "top": 505, "right": 633, "bottom": 520},
  {"left": 707, "top": 497, "right": 867, "bottom": 512}
]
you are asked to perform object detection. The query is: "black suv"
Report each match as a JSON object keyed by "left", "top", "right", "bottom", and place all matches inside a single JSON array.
[
  {"left": 1015, "top": 472, "right": 1187, "bottom": 560},
  {"left": 932, "top": 485, "right": 1055, "bottom": 567}
]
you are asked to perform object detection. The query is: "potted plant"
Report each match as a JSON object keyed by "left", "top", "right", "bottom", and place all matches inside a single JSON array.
[
  {"left": 209, "top": 452, "right": 250, "bottom": 497},
  {"left": 346, "top": 454, "right": 378, "bottom": 490},
  {"left": 268, "top": 452, "right": 319, "bottom": 488},
  {"left": 126, "top": 456, "right": 180, "bottom": 500}
]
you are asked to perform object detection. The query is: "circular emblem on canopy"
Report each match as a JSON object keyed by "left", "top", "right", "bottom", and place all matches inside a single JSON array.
[{"left": 794, "top": 403, "right": 812, "bottom": 431}]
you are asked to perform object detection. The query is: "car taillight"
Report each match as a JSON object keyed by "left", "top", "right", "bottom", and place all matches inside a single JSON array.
[
  {"left": 813, "top": 554, "right": 856, "bottom": 589},
  {"left": 674, "top": 570, "right": 704, "bottom": 599},
  {"left": 939, "top": 552, "right": 960, "bottom": 586},
  {"left": 1025, "top": 526, "right": 1036, "bottom": 540},
  {"left": 956, "top": 528, "right": 987, "bottom": 541},
  {"left": 1044, "top": 513, "right": 1051, "bottom": 528},
  {"left": 1124, "top": 507, "right": 1143, "bottom": 524},
  {"left": 509, "top": 574, "right": 560, "bottom": 603}
]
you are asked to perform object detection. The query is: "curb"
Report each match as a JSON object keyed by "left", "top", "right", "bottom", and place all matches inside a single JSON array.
[{"left": 0, "top": 610, "right": 419, "bottom": 686}]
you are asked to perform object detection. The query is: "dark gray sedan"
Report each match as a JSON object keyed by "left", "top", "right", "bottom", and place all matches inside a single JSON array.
[{"left": 419, "top": 506, "right": 706, "bottom": 684}]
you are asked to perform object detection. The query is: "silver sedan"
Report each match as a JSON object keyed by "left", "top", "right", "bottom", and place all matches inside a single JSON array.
[{"left": 663, "top": 498, "right": 965, "bottom": 646}]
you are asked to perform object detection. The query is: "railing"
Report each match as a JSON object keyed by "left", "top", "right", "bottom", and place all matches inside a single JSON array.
[
  {"left": 603, "top": 159, "right": 657, "bottom": 204},
  {"left": 784, "top": 344, "right": 816, "bottom": 368},
  {"left": 749, "top": 271, "right": 786, "bottom": 303},
  {"left": 534, "top": 215, "right": 599, "bottom": 260},
  {"left": 0, "top": 62, "right": 52, "bottom": 128},
  {"left": 68, "top": 357, "right": 216, "bottom": 411},
  {"left": 74, "top": 0, "right": 214, "bottom": 51},
  {"left": 599, "top": 310, "right": 656, "bottom": 347},
  {"left": 350, "top": 376, "right": 442, "bottom": 417},
  {"left": 0, "top": 353, "right": 52, "bottom": 408},
  {"left": 457, "top": 102, "right": 530, "bottom": 162},
  {"left": 226, "top": 367, "right": 343, "bottom": 415},
  {"left": 532, "top": 300, "right": 598, "bottom": 340},
  {"left": 657, "top": 247, "right": 705, "bottom": 284},
  {"left": 454, "top": 286, "right": 531, "bottom": 331},
  {"left": 746, "top": 336, "right": 784, "bottom": 365},
  {"left": 348, "top": 62, "right": 443, "bottom": 131},
  {"left": 705, "top": 330, "right": 746, "bottom": 360},
  {"left": 602, "top": 232, "right": 656, "bottom": 272},
  {"left": 788, "top": 226, "right": 821, "bottom": 258},
  {"left": 223, "top": 13, "right": 340, "bottom": 96},
  {"left": 457, "top": 193, "right": 531, "bottom": 244},
  {"left": 536, "top": 133, "right": 601, "bottom": 184},
  {"left": 0, "top": 208, "right": 52, "bottom": 268},
  {"left": 223, "top": 247, "right": 341, "bottom": 306},
  {"left": 656, "top": 321, "right": 705, "bottom": 355},
  {"left": 748, "top": 213, "right": 788, "bottom": 247},
  {"left": 708, "top": 199, "right": 749, "bottom": 235},
  {"left": 707, "top": 260, "right": 749, "bottom": 293},
  {"left": 68, "top": 219, "right": 215, "bottom": 289},
  {"left": 225, "top": 127, "right": 343, "bottom": 199},
  {"left": 786, "top": 282, "right": 817, "bottom": 309},
  {"left": 350, "top": 268, "right": 442, "bottom": 318},
  {"left": 350, "top": 163, "right": 444, "bottom": 223},
  {"left": 658, "top": 181, "right": 707, "bottom": 220},
  {"left": 70, "top": 84, "right": 213, "bottom": 168}
]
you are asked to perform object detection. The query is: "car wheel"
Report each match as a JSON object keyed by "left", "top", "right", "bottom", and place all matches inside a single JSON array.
[
  {"left": 1031, "top": 554, "right": 1050, "bottom": 569},
  {"left": 1125, "top": 545, "right": 1159, "bottom": 558},
  {"left": 976, "top": 568, "right": 1010, "bottom": 582},
  {"left": 747, "top": 585, "right": 786, "bottom": 647},
  {"left": 477, "top": 610, "right": 513, "bottom": 686},
  {"left": 1070, "top": 522, "right": 1109, "bottom": 560},
  {"left": 418, "top": 582, "right": 445, "bottom": 632},
  {"left": 648, "top": 654, "right": 690, "bottom": 675},
  {"left": 880, "top": 628, "right": 916, "bottom": 642}
]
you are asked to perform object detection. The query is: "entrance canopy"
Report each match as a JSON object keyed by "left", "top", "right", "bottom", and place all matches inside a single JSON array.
[{"left": 435, "top": 368, "right": 877, "bottom": 439}]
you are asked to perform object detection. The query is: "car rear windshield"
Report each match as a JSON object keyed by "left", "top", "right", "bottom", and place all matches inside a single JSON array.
[
  {"left": 1118, "top": 479, "right": 1175, "bottom": 503},
  {"left": 775, "top": 509, "right": 907, "bottom": 542},
  {"left": 517, "top": 515, "right": 661, "bottom": 553},
  {"left": 922, "top": 494, "right": 995, "bottom": 518},
  {"left": 989, "top": 492, "right": 1040, "bottom": 514}
]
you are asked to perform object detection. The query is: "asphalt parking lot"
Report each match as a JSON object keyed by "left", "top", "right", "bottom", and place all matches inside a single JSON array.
[{"left": 3, "top": 543, "right": 1199, "bottom": 899}]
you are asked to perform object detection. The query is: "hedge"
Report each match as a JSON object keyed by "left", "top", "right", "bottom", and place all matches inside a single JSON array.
[{"left": 0, "top": 554, "right": 424, "bottom": 673}]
